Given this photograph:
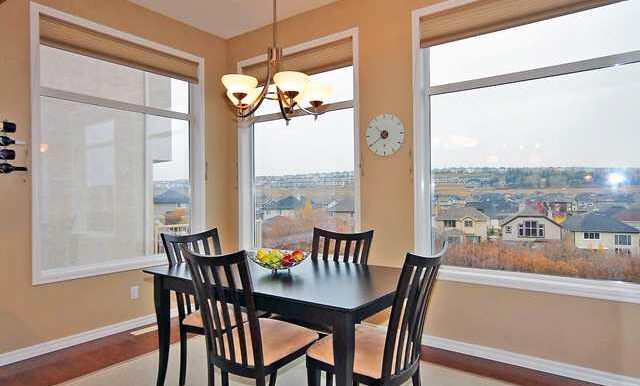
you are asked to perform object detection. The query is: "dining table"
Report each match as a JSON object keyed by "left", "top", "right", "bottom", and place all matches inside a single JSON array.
[{"left": 144, "top": 257, "right": 401, "bottom": 386}]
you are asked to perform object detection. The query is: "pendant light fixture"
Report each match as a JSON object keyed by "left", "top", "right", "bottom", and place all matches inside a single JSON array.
[{"left": 221, "top": 0, "right": 332, "bottom": 122}]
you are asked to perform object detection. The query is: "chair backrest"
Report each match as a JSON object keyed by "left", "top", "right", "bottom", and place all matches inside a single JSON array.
[
  {"left": 310, "top": 227, "right": 374, "bottom": 264},
  {"left": 161, "top": 228, "right": 223, "bottom": 321},
  {"left": 161, "top": 228, "right": 222, "bottom": 265},
  {"left": 183, "top": 248, "right": 265, "bottom": 372},
  {"left": 381, "top": 241, "right": 447, "bottom": 381}
]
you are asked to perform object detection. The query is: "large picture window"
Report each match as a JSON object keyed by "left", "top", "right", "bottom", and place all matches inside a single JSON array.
[
  {"left": 425, "top": 0, "right": 640, "bottom": 284},
  {"left": 251, "top": 66, "right": 357, "bottom": 250},
  {"left": 33, "top": 12, "right": 203, "bottom": 283}
]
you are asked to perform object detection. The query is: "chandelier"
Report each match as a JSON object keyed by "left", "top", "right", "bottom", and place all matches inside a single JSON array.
[{"left": 221, "top": 0, "right": 332, "bottom": 122}]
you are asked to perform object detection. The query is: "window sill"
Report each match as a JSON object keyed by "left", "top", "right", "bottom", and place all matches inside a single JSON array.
[
  {"left": 438, "top": 266, "right": 640, "bottom": 304},
  {"left": 33, "top": 254, "right": 166, "bottom": 285}
]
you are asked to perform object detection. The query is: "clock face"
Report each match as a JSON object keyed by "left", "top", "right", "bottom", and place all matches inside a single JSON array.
[{"left": 366, "top": 114, "right": 404, "bottom": 156}]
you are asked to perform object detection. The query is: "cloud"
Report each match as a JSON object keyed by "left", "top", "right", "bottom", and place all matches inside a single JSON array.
[{"left": 444, "top": 135, "right": 479, "bottom": 149}]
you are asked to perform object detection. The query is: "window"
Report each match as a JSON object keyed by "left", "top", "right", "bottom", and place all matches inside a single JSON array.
[
  {"left": 33, "top": 16, "right": 202, "bottom": 283},
  {"left": 251, "top": 67, "right": 356, "bottom": 250},
  {"left": 425, "top": 1, "right": 640, "bottom": 284},
  {"left": 518, "top": 221, "right": 543, "bottom": 238},
  {"left": 464, "top": 220, "right": 473, "bottom": 227},
  {"left": 444, "top": 220, "right": 456, "bottom": 228},
  {"left": 615, "top": 234, "right": 632, "bottom": 246}
]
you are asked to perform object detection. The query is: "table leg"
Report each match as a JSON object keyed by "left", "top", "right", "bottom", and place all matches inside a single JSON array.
[
  {"left": 332, "top": 313, "right": 355, "bottom": 386},
  {"left": 154, "top": 275, "right": 171, "bottom": 386}
]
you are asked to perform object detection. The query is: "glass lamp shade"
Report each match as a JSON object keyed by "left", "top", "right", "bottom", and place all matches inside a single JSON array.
[
  {"left": 301, "top": 82, "right": 333, "bottom": 105},
  {"left": 221, "top": 74, "right": 259, "bottom": 96},
  {"left": 226, "top": 87, "right": 262, "bottom": 107},
  {"left": 273, "top": 71, "right": 309, "bottom": 95}
]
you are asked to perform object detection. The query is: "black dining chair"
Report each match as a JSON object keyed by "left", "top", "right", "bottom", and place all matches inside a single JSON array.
[
  {"left": 306, "top": 241, "right": 447, "bottom": 386},
  {"left": 160, "top": 228, "right": 224, "bottom": 386},
  {"left": 273, "top": 227, "right": 375, "bottom": 340},
  {"left": 311, "top": 227, "right": 374, "bottom": 264},
  {"left": 183, "top": 248, "right": 320, "bottom": 386}
]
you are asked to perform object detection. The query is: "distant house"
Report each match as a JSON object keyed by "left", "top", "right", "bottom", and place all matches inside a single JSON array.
[
  {"left": 436, "top": 206, "right": 489, "bottom": 244},
  {"left": 154, "top": 189, "right": 189, "bottom": 223},
  {"left": 433, "top": 194, "right": 463, "bottom": 215},
  {"left": 612, "top": 208, "right": 640, "bottom": 231},
  {"left": 500, "top": 209, "right": 563, "bottom": 242},
  {"left": 263, "top": 196, "right": 305, "bottom": 219},
  {"left": 327, "top": 199, "right": 355, "bottom": 220},
  {"left": 563, "top": 212, "right": 640, "bottom": 254}
]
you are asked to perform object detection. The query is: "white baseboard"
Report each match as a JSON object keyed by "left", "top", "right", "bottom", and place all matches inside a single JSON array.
[
  {"left": 363, "top": 323, "right": 638, "bottom": 386},
  {"left": 424, "top": 335, "right": 639, "bottom": 386},
  {"left": 0, "top": 308, "right": 178, "bottom": 367}
]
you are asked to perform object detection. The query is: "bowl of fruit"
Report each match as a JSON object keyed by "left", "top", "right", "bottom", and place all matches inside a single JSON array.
[{"left": 249, "top": 249, "right": 308, "bottom": 274}]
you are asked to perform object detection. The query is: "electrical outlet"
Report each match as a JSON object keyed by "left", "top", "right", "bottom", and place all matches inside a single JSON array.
[{"left": 130, "top": 286, "right": 140, "bottom": 300}]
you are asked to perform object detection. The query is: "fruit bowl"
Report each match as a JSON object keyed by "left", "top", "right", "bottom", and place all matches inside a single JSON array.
[{"left": 248, "top": 249, "right": 308, "bottom": 274}]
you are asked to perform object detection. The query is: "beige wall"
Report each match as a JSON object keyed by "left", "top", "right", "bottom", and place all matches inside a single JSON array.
[
  {"left": 227, "top": 0, "right": 639, "bottom": 377},
  {"left": 0, "top": 0, "right": 236, "bottom": 353}
]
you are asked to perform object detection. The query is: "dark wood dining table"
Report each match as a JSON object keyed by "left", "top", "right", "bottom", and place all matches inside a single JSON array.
[{"left": 144, "top": 258, "right": 401, "bottom": 386}]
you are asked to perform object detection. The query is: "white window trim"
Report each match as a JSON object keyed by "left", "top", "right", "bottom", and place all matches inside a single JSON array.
[
  {"left": 411, "top": 0, "right": 640, "bottom": 304},
  {"left": 30, "top": 2, "right": 206, "bottom": 285},
  {"left": 237, "top": 28, "right": 361, "bottom": 250}
]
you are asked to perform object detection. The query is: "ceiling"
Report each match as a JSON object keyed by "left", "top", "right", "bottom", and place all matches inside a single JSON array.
[{"left": 128, "top": 0, "right": 339, "bottom": 39}]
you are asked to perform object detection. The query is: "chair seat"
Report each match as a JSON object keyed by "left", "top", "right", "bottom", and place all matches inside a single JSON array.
[
  {"left": 307, "top": 324, "right": 388, "bottom": 379},
  {"left": 222, "top": 318, "right": 318, "bottom": 367},
  {"left": 182, "top": 304, "right": 247, "bottom": 329}
]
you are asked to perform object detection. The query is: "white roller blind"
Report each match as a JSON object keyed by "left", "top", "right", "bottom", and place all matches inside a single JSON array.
[
  {"left": 40, "top": 15, "right": 199, "bottom": 83},
  {"left": 242, "top": 37, "right": 353, "bottom": 84},
  {"left": 420, "top": 0, "right": 622, "bottom": 47}
]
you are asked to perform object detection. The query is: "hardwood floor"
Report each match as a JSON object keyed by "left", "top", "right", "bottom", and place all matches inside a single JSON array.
[
  {"left": 0, "top": 319, "right": 598, "bottom": 386},
  {"left": 0, "top": 319, "right": 184, "bottom": 386}
]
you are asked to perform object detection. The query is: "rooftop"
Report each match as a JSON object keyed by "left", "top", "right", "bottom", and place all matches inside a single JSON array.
[
  {"left": 437, "top": 206, "right": 490, "bottom": 221},
  {"left": 563, "top": 212, "right": 640, "bottom": 233}
]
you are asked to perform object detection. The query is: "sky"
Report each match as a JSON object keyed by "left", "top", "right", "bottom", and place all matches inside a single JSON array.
[{"left": 430, "top": 0, "right": 640, "bottom": 169}]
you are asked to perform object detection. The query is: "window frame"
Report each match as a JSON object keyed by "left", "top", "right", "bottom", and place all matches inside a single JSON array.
[
  {"left": 615, "top": 234, "right": 632, "bottom": 246},
  {"left": 30, "top": 3, "right": 206, "bottom": 285},
  {"left": 236, "top": 28, "right": 361, "bottom": 250},
  {"left": 411, "top": 0, "right": 640, "bottom": 304}
]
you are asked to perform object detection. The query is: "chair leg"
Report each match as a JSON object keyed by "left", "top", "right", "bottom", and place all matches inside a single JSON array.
[
  {"left": 179, "top": 327, "right": 188, "bottom": 386},
  {"left": 221, "top": 371, "right": 229, "bottom": 386},
  {"left": 412, "top": 366, "right": 421, "bottom": 386},
  {"left": 256, "top": 375, "right": 266, "bottom": 386},
  {"left": 268, "top": 371, "right": 278, "bottom": 386},
  {"left": 326, "top": 372, "right": 333, "bottom": 386},
  {"left": 207, "top": 363, "right": 215, "bottom": 386},
  {"left": 306, "top": 361, "right": 321, "bottom": 386}
]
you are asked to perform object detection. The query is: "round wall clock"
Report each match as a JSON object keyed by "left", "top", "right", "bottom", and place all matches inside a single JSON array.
[{"left": 366, "top": 114, "right": 404, "bottom": 156}]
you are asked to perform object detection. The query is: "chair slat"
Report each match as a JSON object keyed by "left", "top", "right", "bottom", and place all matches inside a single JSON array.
[
  {"left": 333, "top": 240, "right": 342, "bottom": 262},
  {"left": 322, "top": 237, "right": 330, "bottom": 259}
]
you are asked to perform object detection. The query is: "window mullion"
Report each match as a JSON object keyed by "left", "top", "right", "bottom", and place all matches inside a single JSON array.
[
  {"left": 429, "top": 49, "right": 640, "bottom": 96},
  {"left": 40, "top": 86, "right": 192, "bottom": 121}
]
